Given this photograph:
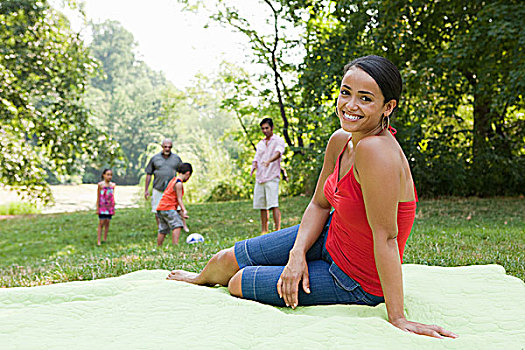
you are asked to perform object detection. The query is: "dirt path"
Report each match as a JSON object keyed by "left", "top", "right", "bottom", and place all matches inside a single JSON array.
[{"left": 0, "top": 185, "right": 141, "bottom": 214}]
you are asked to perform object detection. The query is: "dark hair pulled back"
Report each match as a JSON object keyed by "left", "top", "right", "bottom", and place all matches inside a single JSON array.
[
  {"left": 344, "top": 55, "right": 402, "bottom": 115},
  {"left": 101, "top": 168, "right": 112, "bottom": 179}
]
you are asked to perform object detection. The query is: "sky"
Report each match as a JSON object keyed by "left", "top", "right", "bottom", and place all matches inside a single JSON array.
[{"left": 56, "top": 0, "right": 272, "bottom": 89}]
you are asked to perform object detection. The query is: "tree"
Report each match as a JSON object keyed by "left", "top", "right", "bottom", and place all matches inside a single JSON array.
[
  {"left": 280, "top": 0, "right": 525, "bottom": 196},
  {"left": 0, "top": 0, "right": 119, "bottom": 202}
]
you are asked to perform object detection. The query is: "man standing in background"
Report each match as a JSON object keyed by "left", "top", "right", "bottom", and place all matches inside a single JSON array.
[
  {"left": 144, "top": 139, "right": 182, "bottom": 227},
  {"left": 250, "top": 118, "right": 286, "bottom": 234}
]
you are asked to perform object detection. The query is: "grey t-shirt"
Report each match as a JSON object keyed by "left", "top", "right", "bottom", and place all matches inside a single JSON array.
[{"left": 145, "top": 152, "right": 182, "bottom": 192}]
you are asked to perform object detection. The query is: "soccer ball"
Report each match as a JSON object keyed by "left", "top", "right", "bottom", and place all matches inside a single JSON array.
[{"left": 186, "top": 233, "right": 205, "bottom": 244}]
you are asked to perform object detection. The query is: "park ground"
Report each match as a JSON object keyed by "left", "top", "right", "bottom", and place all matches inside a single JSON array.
[{"left": 0, "top": 195, "right": 523, "bottom": 288}]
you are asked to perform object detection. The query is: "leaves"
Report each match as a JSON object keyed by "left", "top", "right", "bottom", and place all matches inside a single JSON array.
[{"left": 0, "top": 0, "right": 119, "bottom": 203}]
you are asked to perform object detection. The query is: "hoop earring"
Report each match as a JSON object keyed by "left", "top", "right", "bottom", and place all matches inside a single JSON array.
[
  {"left": 334, "top": 106, "right": 339, "bottom": 117},
  {"left": 381, "top": 114, "right": 390, "bottom": 130}
]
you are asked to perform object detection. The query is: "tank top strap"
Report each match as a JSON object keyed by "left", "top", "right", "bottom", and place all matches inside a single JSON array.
[
  {"left": 335, "top": 136, "right": 352, "bottom": 172},
  {"left": 376, "top": 126, "right": 397, "bottom": 136},
  {"left": 338, "top": 137, "right": 352, "bottom": 157}
]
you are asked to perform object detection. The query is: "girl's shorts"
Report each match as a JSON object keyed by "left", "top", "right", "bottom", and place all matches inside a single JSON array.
[
  {"left": 234, "top": 214, "right": 384, "bottom": 307},
  {"left": 98, "top": 214, "right": 113, "bottom": 220}
]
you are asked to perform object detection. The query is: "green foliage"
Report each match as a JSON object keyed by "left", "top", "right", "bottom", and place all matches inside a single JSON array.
[
  {"left": 0, "top": 196, "right": 523, "bottom": 287},
  {"left": 278, "top": 0, "right": 525, "bottom": 196},
  {"left": 0, "top": 202, "right": 40, "bottom": 215},
  {"left": 0, "top": 0, "right": 119, "bottom": 203},
  {"left": 206, "top": 182, "right": 248, "bottom": 202}
]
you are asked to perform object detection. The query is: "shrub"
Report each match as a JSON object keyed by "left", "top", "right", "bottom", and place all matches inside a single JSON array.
[{"left": 0, "top": 202, "right": 41, "bottom": 215}]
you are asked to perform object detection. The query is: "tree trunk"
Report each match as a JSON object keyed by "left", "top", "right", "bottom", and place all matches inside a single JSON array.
[{"left": 472, "top": 92, "right": 491, "bottom": 162}]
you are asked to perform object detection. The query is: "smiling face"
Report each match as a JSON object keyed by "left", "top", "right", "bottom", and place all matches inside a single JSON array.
[{"left": 336, "top": 67, "right": 396, "bottom": 135}]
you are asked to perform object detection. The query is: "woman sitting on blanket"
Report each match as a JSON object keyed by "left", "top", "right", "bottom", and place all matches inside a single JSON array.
[{"left": 168, "top": 55, "right": 457, "bottom": 339}]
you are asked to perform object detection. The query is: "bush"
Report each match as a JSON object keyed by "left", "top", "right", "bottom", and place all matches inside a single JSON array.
[
  {"left": 0, "top": 202, "right": 41, "bottom": 215},
  {"left": 206, "top": 182, "right": 249, "bottom": 202}
]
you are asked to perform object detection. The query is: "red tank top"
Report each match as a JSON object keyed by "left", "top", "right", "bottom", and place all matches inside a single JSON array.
[
  {"left": 323, "top": 138, "right": 417, "bottom": 296},
  {"left": 156, "top": 178, "right": 183, "bottom": 211}
]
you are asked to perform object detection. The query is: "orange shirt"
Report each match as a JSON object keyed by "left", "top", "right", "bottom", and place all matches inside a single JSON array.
[{"left": 156, "top": 178, "right": 183, "bottom": 211}]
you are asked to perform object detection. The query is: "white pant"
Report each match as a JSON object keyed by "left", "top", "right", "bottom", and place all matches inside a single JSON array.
[{"left": 151, "top": 188, "right": 163, "bottom": 213}]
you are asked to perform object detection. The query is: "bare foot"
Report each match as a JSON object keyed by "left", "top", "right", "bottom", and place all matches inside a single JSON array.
[
  {"left": 166, "top": 270, "right": 215, "bottom": 286},
  {"left": 166, "top": 270, "right": 201, "bottom": 284}
]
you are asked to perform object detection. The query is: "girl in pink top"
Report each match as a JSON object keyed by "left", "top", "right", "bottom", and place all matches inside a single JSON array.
[{"left": 96, "top": 169, "right": 115, "bottom": 246}]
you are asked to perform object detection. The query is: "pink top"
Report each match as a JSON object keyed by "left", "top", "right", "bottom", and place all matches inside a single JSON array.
[
  {"left": 252, "top": 134, "right": 286, "bottom": 183},
  {"left": 98, "top": 185, "right": 115, "bottom": 215}
]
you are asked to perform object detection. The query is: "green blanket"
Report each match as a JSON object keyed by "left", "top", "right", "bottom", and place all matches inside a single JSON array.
[{"left": 1, "top": 264, "right": 523, "bottom": 349}]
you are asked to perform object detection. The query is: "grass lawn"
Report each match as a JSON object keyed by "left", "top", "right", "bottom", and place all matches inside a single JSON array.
[{"left": 0, "top": 196, "right": 523, "bottom": 287}]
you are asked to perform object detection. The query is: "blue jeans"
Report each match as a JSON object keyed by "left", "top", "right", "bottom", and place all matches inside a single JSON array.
[{"left": 234, "top": 215, "right": 384, "bottom": 307}]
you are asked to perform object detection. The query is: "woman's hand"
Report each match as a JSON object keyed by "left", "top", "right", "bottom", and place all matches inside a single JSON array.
[
  {"left": 277, "top": 251, "right": 310, "bottom": 309},
  {"left": 390, "top": 317, "right": 458, "bottom": 339}
]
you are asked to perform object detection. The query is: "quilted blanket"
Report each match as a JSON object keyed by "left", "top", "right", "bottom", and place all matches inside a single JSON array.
[{"left": 0, "top": 264, "right": 523, "bottom": 349}]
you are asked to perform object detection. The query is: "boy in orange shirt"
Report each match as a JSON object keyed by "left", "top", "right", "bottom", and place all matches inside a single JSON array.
[{"left": 155, "top": 163, "right": 192, "bottom": 246}]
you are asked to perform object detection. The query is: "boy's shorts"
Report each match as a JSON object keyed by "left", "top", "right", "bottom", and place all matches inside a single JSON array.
[
  {"left": 253, "top": 178, "right": 280, "bottom": 209},
  {"left": 157, "top": 210, "right": 183, "bottom": 234}
]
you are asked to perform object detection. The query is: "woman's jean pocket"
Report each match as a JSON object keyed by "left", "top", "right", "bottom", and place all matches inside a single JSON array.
[{"left": 329, "top": 262, "right": 384, "bottom": 306}]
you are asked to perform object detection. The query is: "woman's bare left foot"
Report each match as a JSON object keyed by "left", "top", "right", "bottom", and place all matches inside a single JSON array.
[
  {"left": 166, "top": 270, "right": 217, "bottom": 286},
  {"left": 167, "top": 270, "right": 201, "bottom": 284}
]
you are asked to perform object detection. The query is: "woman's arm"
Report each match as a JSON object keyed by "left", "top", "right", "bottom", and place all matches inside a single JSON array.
[
  {"left": 356, "top": 137, "right": 457, "bottom": 339},
  {"left": 277, "top": 129, "right": 350, "bottom": 308}
]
